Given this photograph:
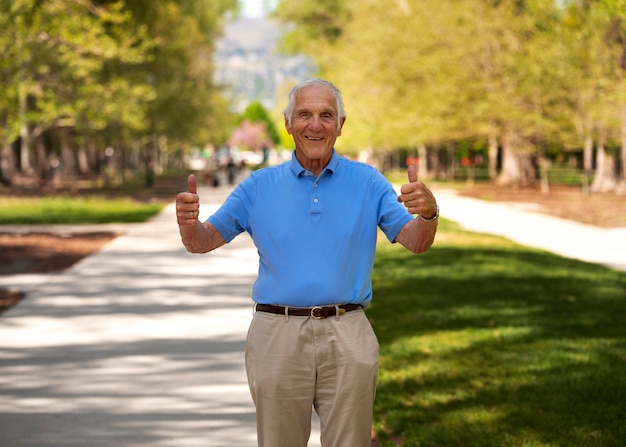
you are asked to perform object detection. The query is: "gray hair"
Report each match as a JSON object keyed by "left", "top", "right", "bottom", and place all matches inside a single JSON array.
[{"left": 283, "top": 78, "right": 346, "bottom": 130}]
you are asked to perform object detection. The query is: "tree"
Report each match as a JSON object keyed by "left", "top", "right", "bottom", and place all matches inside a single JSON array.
[
  {"left": 557, "top": 0, "right": 626, "bottom": 193},
  {"left": 1, "top": 0, "right": 239, "bottom": 188},
  {"left": 275, "top": 0, "right": 626, "bottom": 192},
  {"left": 1, "top": 0, "right": 154, "bottom": 184},
  {"left": 276, "top": 0, "right": 559, "bottom": 185},
  {"left": 101, "top": 0, "right": 238, "bottom": 184},
  {"left": 239, "top": 101, "right": 281, "bottom": 146}
]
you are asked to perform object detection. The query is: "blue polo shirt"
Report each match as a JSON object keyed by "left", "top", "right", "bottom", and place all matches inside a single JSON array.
[{"left": 207, "top": 150, "right": 414, "bottom": 308}]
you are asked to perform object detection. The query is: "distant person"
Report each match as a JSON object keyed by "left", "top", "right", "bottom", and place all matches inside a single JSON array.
[
  {"left": 176, "top": 78, "right": 439, "bottom": 446},
  {"left": 226, "top": 155, "right": 237, "bottom": 185}
]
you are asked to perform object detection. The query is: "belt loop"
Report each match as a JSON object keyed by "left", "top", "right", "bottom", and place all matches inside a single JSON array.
[
  {"left": 334, "top": 304, "right": 340, "bottom": 321},
  {"left": 284, "top": 305, "right": 289, "bottom": 323}
]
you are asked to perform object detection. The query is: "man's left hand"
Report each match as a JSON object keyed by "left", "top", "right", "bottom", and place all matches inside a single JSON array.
[{"left": 397, "top": 165, "right": 438, "bottom": 217}]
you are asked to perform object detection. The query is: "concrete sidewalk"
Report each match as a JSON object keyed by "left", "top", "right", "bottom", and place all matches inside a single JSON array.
[
  {"left": 1, "top": 184, "right": 624, "bottom": 447},
  {"left": 0, "top": 185, "right": 267, "bottom": 447},
  {"left": 434, "top": 189, "right": 626, "bottom": 272}
]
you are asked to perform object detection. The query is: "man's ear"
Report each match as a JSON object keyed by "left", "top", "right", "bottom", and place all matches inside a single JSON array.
[
  {"left": 337, "top": 117, "right": 346, "bottom": 136},
  {"left": 284, "top": 117, "right": 292, "bottom": 135}
]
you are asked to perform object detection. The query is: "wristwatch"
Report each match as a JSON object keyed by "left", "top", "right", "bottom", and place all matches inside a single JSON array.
[{"left": 419, "top": 204, "right": 439, "bottom": 222}]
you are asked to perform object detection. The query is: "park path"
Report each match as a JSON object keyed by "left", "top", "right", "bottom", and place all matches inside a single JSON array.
[
  {"left": 0, "top": 184, "right": 271, "bottom": 447},
  {"left": 434, "top": 189, "right": 626, "bottom": 272},
  {"left": 0, "top": 181, "right": 624, "bottom": 447}
]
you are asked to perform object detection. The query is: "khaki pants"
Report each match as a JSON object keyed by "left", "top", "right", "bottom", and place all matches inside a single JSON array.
[{"left": 245, "top": 308, "right": 379, "bottom": 447}]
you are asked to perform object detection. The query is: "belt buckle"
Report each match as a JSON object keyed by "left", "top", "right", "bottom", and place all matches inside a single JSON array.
[{"left": 310, "top": 306, "right": 324, "bottom": 319}]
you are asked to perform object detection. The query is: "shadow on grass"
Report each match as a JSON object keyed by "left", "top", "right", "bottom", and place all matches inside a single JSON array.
[{"left": 369, "top": 243, "right": 626, "bottom": 447}]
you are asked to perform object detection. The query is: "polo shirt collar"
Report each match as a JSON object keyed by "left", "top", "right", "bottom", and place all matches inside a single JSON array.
[{"left": 289, "top": 149, "right": 339, "bottom": 177}]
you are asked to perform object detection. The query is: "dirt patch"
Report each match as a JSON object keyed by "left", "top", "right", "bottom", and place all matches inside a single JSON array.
[
  {"left": 0, "top": 288, "right": 26, "bottom": 315},
  {"left": 0, "top": 232, "right": 118, "bottom": 275},
  {"left": 0, "top": 232, "right": 117, "bottom": 313}
]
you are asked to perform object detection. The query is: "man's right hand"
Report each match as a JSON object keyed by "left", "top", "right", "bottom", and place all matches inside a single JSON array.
[{"left": 176, "top": 174, "right": 200, "bottom": 226}]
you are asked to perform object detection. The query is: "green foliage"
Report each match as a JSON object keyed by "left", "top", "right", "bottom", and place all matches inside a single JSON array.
[
  {"left": 0, "top": 0, "right": 151, "bottom": 147},
  {"left": 239, "top": 101, "right": 281, "bottom": 145},
  {"left": 1, "top": 0, "right": 239, "bottom": 183},
  {"left": 275, "top": 0, "right": 626, "bottom": 187},
  {"left": 275, "top": 0, "right": 349, "bottom": 53},
  {"left": 369, "top": 222, "right": 626, "bottom": 446},
  {"left": 106, "top": 0, "right": 239, "bottom": 146}
]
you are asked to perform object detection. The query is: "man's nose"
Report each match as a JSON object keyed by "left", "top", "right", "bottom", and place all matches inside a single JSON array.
[{"left": 309, "top": 116, "right": 323, "bottom": 131}]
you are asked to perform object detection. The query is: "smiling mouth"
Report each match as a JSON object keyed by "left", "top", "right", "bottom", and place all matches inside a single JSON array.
[{"left": 306, "top": 137, "right": 324, "bottom": 141}]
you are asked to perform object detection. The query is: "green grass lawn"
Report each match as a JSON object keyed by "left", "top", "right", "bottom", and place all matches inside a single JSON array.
[
  {"left": 0, "top": 196, "right": 165, "bottom": 224},
  {"left": 2, "top": 186, "right": 624, "bottom": 446},
  {"left": 370, "top": 219, "right": 626, "bottom": 446}
]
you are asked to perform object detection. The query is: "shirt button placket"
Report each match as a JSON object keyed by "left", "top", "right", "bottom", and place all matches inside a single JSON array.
[
  {"left": 309, "top": 177, "right": 321, "bottom": 216},
  {"left": 312, "top": 180, "right": 319, "bottom": 205}
]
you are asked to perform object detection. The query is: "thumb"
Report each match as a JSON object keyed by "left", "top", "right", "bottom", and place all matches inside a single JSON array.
[
  {"left": 187, "top": 173, "right": 197, "bottom": 194},
  {"left": 407, "top": 164, "right": 418, "bottom": 183}
]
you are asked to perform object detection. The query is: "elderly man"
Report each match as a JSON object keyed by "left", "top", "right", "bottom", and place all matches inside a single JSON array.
[{"left": 176, "top": 78, "right": 438, "bottom": 446}]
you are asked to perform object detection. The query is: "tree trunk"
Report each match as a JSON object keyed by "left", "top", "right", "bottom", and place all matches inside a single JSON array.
[
  {"left": 155, "top": 135, "right": 167, "bottom": 175},
  {"left": 18, "top": 67, "right": 31, "bottom": 174},
  {"left": 417, "top": 143, "right": 428, "bottom": 179},
  {"left": 143, "top": 144, "right": 154, "bottom": 188},
  {"left": 582, "top": 133, "right": 594, "bottom": 194},
  {"left": 34, "top": 135, "right": 49, "bottom": 188},
  {"left": 496, "top": 128, "right": 521, "bottom": 187},
  {"left": 77, "top": 146, "right": 89, "bottom": 175},
  {"left": 35, "top": 135, "right": 47, "bottom": 173},
  {"left": 591, "top": 131, "right": 616, "bottom": 192},
  {"left": 618, "top": 104, "right": 626, "bottom": 195},
  {"left": 0, "top": 141, "right": 15, "bottom": 186},
  {"left": 539, "top": 155, "right": 550, "bottom": 194},
  {"left": 447, "top": 144, "right": 455, "bottom": 181},
  {"left": 519, "top": 153, "right": 538, "bottom": 188},
  {"left": 18, "top": 131, "right": 31, "bottom": 174},
  {"left": 488, "top": 131, "right": 498, "bottom": 184},
  {"left": 428, "top": 147, "right": 439, "bottom": 180},
  {"left": 437, "top": 147, "right": 449, "bottom": 179},
  {"left": 58, "top": 128, "right": 76, "bottom": 187},
  {"left": 86, "top": 138, "right": 98, "bottom": 176}
]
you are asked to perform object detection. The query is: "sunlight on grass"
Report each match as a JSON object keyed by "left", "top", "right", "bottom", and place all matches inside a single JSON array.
[
  {"left": 0, "top": 196, "right": 164, "bottom": 224},
  {"left": 370, "top": 219, "right": 626, "bottom": 446}
]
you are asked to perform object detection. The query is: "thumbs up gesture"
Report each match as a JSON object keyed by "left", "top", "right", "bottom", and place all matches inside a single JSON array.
[
  {"left": 397, "top": 165, "right": 438, "bottom": 218},
  {"left": 176, "top": 174, "right": 200, "bottom": 226}
]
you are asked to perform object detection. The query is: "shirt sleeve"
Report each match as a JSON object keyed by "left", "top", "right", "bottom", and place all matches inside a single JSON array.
[
  {"left": 371, "top": 170, "right": 414, "bottom": 243},
  {"left": 207, "top": 175, "right": 256, "bottom": 243}
]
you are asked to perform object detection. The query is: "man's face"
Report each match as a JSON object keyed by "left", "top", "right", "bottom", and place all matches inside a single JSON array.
[{"left": 285, "top": 84, "right": 345, "bottom": 168}]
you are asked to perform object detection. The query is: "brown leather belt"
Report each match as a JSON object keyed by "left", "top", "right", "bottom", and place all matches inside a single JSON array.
[{"left": 255, "top": 303, "right": 362, "bottom": 319}]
